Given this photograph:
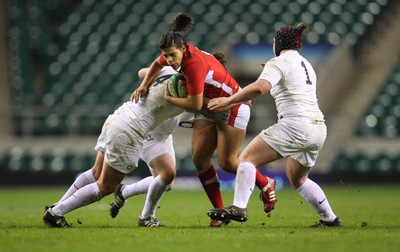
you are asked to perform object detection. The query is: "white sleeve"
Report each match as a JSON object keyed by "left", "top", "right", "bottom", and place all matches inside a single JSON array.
[{"left": 258, "top": 58, "right": 283, "bottom": 87}]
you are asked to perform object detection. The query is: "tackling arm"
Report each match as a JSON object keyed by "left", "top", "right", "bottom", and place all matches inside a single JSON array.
[
  {"left": 208, "top": 79, "right": 271, "bottom": 111},
  {"left": 131, "top": 59, "right": 163, "bottom": 103}
]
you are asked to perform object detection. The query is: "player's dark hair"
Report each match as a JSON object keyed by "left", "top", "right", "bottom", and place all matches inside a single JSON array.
[
  {"left": 159, "top": 13, "right": 194, "bottom": 50},
  {"left": 213, "top": 52, "right": 227, "bottom": 68},
  {"left": 274, "top": 22, "right": 310, "bottom": 56}
]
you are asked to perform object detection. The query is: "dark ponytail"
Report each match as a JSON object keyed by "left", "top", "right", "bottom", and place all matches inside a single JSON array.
[
  {"left": 213, "top": 52, "right": 227, "bottom": 68},
  {"left": 296, "top": 23, "right": 311, "bottom": 35},
  {"left": 171, "top": 12, "right": 194, "bottom": 33},
  {"left": 159, "top": 13, "right": 194, "bottom": 50}
]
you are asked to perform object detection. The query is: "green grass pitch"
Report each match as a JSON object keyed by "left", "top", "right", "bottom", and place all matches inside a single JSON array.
[{"left": 0, "top": 184, "right": 399, "bottom": 252}]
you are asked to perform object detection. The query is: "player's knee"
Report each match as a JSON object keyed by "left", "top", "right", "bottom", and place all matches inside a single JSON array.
[
  {"left": 97, "top": 182, "right": 118, "bottom": 196},
  {"left": 159, "top": 167, "right": 176, "bottom": 184},
  {"left": 192, "top": 153, "right": 210, "bottom": 170},
  {"left": 191, "top": 151, "right": 201, "bottom": 163},
  {"left": 166, "top": 170, "right": 176, "bottom": 182},
  {"left": 217, "top": 158, "right": 237, "bottom": 173},
  {"left": 287, "top": 174, "right": 308, "bottom": 189}
]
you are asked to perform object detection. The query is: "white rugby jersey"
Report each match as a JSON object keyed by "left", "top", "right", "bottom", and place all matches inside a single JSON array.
[
  {"left": 258, "top": 50, "right": 324, "bottom": 120},
  {"left": 114, "top": 67, "right": 185, "bottom": 138},
  {"left": 149, "top": 111, "right": 194, "bottom": 140}
]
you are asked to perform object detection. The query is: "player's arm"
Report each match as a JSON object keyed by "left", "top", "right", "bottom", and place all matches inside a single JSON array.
[
  {"left": 208, "top": 79, "right": 271, "bottom": 111},
  {"left": 200, "top": 96, "right": 242, "bottom": 114},
  {"left": 138, "top": 68, "right": 148, "bottom": 80},
  {"left": 131, "top": 58, "right": 163, "bottom": 102},
  {"left": 165, "top": 92, "right": 203, "bottom": 112}
]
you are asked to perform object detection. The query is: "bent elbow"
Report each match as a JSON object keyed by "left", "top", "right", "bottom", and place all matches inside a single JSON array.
[
  {"left": 257, "top": 80, "right": 272, "bottom": 94},
  {"left": 193, "top": 103, "right": 203, "bottom": 111},
  {"left": 187, "top": 97, "right": 203, "bottom": 111},
  {"left": 259, "top": 86, "right": 268, "bottom": 94}
]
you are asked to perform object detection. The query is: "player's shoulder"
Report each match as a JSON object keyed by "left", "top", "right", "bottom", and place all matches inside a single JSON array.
[
  {"left": 159, "top": 66, "right": 178, "bottom": 77},
  {"left": 152, "top": 66, "right": 178, "bottom": 86},
  {"left": 266, "top": 56, "right": 284, "bottom": 70}
]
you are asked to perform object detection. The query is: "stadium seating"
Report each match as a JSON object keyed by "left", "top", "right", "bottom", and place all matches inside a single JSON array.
[
  {"left": 0, "top": 145, "right": 96, "bottom": 173},
  {"left": 356, "top": 60, "right": 400, "bottom": 138},
  {"left": 331, "top": 58, "right": 400, "bottom": 173},
  {"left": 332, "top": 149, "right": 400, "bottom": 173}
]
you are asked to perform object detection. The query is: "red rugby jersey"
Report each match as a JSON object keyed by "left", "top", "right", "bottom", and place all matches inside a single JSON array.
[{"left": 159, "top": 43, "right": 240, "bottom": 98}]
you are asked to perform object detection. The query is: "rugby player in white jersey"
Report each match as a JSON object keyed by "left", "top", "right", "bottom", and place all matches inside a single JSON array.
[
  {"left": 207, "top": 23, "right": 343, "bottom": 228},
  {"left": 43, "top": 66, "right": 192, "bottom": 227},
  {"left": 109, "top": 111, "right": 193, "bottom": 224}
]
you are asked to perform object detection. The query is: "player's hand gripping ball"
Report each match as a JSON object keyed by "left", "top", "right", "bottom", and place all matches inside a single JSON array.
[{"left": 167, "top": 73, "right": 188, "bottom": 98}]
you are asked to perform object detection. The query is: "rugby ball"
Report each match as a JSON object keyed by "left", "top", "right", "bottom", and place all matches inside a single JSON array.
[{"left": 167, "top": 73, "right": 188, "bottom": 98}]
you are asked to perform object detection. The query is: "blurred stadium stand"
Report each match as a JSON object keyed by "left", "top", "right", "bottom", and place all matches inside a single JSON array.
[{"left": 0, "top": 0, "right": 399, "bottom": 185}]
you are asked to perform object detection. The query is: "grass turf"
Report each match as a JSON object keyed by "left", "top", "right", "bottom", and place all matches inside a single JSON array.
[{"left": 0, "top": 184, "right": 399, "bottom": 252}]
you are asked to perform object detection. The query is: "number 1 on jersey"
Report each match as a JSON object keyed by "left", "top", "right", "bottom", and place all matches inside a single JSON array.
[{"left": 301, "top": 61, "right": 312, "bottom": 85}]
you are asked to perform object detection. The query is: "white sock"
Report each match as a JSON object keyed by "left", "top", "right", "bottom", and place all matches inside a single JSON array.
[
  {"left": 296, "top": 179, "right": 337, "bottom": 222},
  {"left": 140, "top": 176, "right": 169, "bottom": 218},
  {"left": 52, "top": 182, "right": 101, "bottom": 215},
  {"left": 57, "top": 170, "right": 96, "bottom": 204},
  {"left": 122, "top": 176, "right": 153, "bottom": 199},
  {"left": 233, "top": 162, "right": 256, "bottom": 209}
]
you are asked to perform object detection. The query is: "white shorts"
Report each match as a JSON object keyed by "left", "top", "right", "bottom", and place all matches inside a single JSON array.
[
  {"left": 140, "top": 134, "right": 176, "bottom": 172},
  {"left": 195, "top": 103, "right": 250, "bottom": 129},
  {"left": 95, "top": 114, "right": 142, "bottom": 174},
  {"left": 259, "top": 117, "right": 327, "bottom": 167}
]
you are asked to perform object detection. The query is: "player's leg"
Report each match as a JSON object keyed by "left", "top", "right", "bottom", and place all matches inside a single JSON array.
[
  {"left": 44, "top": 161, "right": 126, "bottom": 227},
  {"left": 110, "top": 136, "right": 176, "bottom": 219},
  {"left": 214, "top": 103, "right": 273, "bottom": 206},
  {"left": 208, "top": 135, "right": 280, "bottom": 221},
  {"left": 286, "top": 157, "right": 343, "bottom": 227},
  {"left": 216, "top": 124, "right": 277, "bottom": 213},
  {"left": 43, "top": 151, "right": 104, "bottom": 227},
  {"left": 192, "top": 119, "right": 228, "bottom": 227},
  {"left": 124, "top": 134, "right": 176, "bottom": 199},
  {"left": 57, "top": 161, "right": 125, "bottom": 214},
  {"left": 124, "top": 176, "right": 154, "bottom": 198},
  {"left": 236, "top": 136, "right": 280, "bottom": 208},
  {"left": 192, "top": 119, "right": 222, "bottom": 207},
  {"left": 138, "top": 153, "right": 175, "bottom": 226},
  {"left": 56, "top": 151, "right": 104, "bottom": 204},
  {"left": 215, "top": 123, "right": 245, "bottom": 173},
  {"left": 208, "top": 124, "right": 250, "bottom": 225},
  {"left": 109, "top": 176, "right": 153, "bottom": 218}
]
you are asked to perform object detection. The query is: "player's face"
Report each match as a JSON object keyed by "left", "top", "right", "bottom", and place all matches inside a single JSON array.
[{"left": 161, "top": 46, "right": 185, "bottom": 70}]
